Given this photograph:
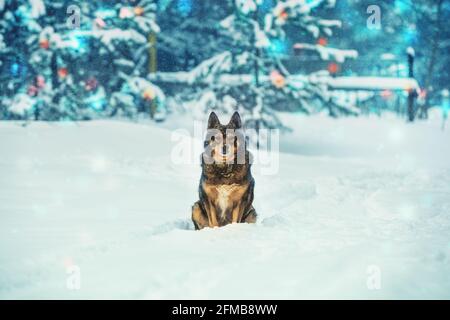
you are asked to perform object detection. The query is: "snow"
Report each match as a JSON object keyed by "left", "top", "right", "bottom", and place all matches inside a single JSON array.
[
  {"left": 326, "top": 76, "right": 420, "bottom": 91},
  {"left": 187, "top": 51, "right": 233, "bottom": 83},
  {"left": 8, "top": 94, "right": 35, "bottom": 116},
  {"left": 148, "top": 71, "right": 255, "bottom": 86},
  {"left": 235, "top": 0, "right": 259, "bottom": 14},
  {"left": 29, "top": 0, "right": 46, "bottom": 18},
  {"left": 292, "top": 43, "right": 358, "bottom": 63},
  {"left": 147, "top": 73, "right": 418, "bottom": 98},
  {"left": 0, "top": 34, "right": 4, "bottom": 51},
  {"left": 406, "top": 46, "right": 415, "bottom": 57},
  {"left": 63, "top": 29, "right": 148, "bottom": 48},
  {"left": 0, "top": 113, "right": 449, "bottom": 299}
]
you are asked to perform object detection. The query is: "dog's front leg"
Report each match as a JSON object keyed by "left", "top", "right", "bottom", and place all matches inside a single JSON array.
[
  {"left": 205, "top": 201, "right": 221, "bottom": 228},
  {"left": 230, "top": 203, "right": 245, "bottom": 224},
  {"left": 192, "top": 202, "right": 209, "bottom": 230},
  {"left": 242, "top": 206, "right": 257, "bottom": 224}
]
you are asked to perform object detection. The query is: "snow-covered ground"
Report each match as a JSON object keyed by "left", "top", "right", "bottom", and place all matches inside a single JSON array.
[{"left": 0, "top": 112, "right": 449, "bottom": 299}]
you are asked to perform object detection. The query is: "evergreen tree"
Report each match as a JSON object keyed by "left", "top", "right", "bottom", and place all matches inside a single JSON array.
[
  {"left": 157, "top": 0, "right": 232, "bottom": 71},
  {"left": 0, "top": 0, "right": 163, "bottom": 120},
  {"left": 181, "top": 0, "right": 358, "bottom": 129}
]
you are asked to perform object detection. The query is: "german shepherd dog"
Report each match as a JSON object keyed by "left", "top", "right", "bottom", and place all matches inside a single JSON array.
[{"left": 191, "top": 111, "right": 257, "bottom": 230}]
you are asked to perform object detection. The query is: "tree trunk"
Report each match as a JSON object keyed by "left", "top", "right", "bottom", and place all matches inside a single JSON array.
[
  {"left": 420, "top": 0, "right": 444, "bottom": 119},
  {"left": 407, "top": 49, "right": 415, "bottom": 122}
]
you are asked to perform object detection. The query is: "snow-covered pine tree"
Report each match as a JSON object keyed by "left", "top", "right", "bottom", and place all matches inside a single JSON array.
[
  {"left": 413, "top": 0, "right": 449, "bottom": 119},
  {"left": 157, "top": 0, "right": 232, "bottom": 71},
  {"left": 184, "top": 0, "right": 358, "bottom": 129},
  {"left": 0, "top": 0, "right": 164, "bottom": 121}
]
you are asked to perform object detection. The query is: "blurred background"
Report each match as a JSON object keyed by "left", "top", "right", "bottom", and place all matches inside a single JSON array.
[{"left": 0, "top": 0, "right": 449, "bottom": 128}]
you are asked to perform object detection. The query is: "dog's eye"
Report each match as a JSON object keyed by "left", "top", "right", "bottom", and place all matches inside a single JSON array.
[{"left": 211, "top": 136, "right": 215, "bottom": 142}]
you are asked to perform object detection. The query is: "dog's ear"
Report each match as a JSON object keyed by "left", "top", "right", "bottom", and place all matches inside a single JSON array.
[
  {"left": 207, "top": 112, "right": 220, "bottom": 129},
  {"left": 228, "top": 111, "right": 242, "bottom": 129}
]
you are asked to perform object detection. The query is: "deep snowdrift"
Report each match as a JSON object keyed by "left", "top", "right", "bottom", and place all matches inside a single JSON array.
[{"left": 0, "top": 113, "right": 449, "bottom": 299}]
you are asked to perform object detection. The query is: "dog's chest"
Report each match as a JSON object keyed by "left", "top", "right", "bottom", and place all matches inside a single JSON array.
[
  {"left": 216, "top": 185, "right": 235, "bottom": 212},
  {"left": 203, "top": 182, "right": 248, "bottom": 215}
]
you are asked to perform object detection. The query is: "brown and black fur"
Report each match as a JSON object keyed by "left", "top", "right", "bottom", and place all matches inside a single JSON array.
[{"left": 192, "top": 111, "right": 257, "bottom": 230}]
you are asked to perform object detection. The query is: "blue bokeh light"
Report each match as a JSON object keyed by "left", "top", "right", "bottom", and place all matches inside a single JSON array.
[
  {"left": 443, "top": 96, "right": 449, "bottom": 115},
  {"left": 268, "top": 38, "right": 289, "bottom": 57},
  {"left": 10, "top": 63, "right": 20, "bottom": 77},
  {"left": 69, "top": 35, "right": 87, "bottom": 53},
  {"left": 395, "top": 0, "right": 410, "bottom": 13},
  {"left": 16, "top": 5, "right": 30, "bottom": 22},
  {"left": 90, "top": 98, "right": 106, "bottom": 111},
  {"left": 403, "top": 27, "right": 417, "bottom": 44},
  {"left": 177, "top": 0, "right": 193, "bottom": 17},
  {"left": 95, "top": 8, "right": 116, "bottom": 19},
  {"left": 306, "top": 0, "right": 323, "bottom": 10}
]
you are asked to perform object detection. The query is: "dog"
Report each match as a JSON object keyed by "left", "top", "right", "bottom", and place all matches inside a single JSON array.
[{"left": 191, "top": 111, "right": 257, "bottom": 230}]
